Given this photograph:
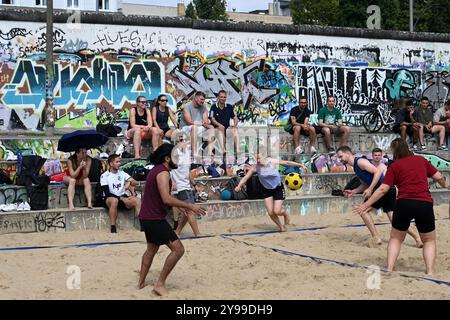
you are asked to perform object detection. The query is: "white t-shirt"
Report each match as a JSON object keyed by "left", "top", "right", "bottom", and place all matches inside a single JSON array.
[
  {"left": 170, "top": 148, "right": 191, "bottom": 193},
  {"left": 100, "top": 170, "right": 131, "bottom": 197}
]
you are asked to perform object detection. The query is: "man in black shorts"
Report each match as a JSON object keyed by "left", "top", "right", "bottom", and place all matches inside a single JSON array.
[
  {"left": 392, "top": 99, "right": 417, "bottom": 145},
  {"left": 286, "top": 96, "right": 317, "bottom": 154},
  {"left": 100, "top": 154, "right": 141, "bottom": 233},
  {"left": 337, "top": 146, "right": 422, "bottom": 247}
]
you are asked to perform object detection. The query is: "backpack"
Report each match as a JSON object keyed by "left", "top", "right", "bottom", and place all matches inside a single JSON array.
[
  {"left": 88, "top": 158, "right": 103, "bottom": 183},
  {"left": 225, "top": 177, "right": 247, "bottom": 200},
  {"left": 29, "top": 175, "right": 50, "bottom": 210},
  {"left": 93, "top": 183, "right": 106, "bottom": 208},
  {"left": 131, "top": 166, "right": 150, "bottom": 181},
  {"left": 245, "top": 174, "right": 265, "bottom": 200},
  {"left": 96, "top": 123, "right": 122, "bottom": 137},
  {"left": 310, "top": 154, "right": 329, "bottom": 173}
]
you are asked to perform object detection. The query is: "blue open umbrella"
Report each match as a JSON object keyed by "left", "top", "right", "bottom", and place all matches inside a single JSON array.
[{"left": 57, "top": 130, "right": 109, "bottom": 152}]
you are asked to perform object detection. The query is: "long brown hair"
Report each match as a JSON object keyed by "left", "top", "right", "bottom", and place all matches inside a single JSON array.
[{"left": 390, "top": 138, "right": 413, "bottom": 160}]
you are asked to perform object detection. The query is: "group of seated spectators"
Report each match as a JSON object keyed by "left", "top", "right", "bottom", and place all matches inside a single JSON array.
[{"left": 393, "top": 97, "right": 449, "bottom": 151}]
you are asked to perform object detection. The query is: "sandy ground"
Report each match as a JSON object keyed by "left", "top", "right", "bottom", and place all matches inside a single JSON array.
[{"left": 0, "top": 205, "right": 449, "bottom": 300}]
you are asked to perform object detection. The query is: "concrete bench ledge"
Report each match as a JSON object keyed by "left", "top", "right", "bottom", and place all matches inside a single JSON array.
[{"left": 1, "top": 189, "right": 448, "bottom": 235}]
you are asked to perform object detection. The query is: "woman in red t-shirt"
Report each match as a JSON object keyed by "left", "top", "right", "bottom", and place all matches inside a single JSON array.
[{"left": 354, "top": 138, "right": 448, "bottom": 275}]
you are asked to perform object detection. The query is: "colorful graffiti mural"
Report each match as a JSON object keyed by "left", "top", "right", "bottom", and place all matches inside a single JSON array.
[{"left": 0, "top": 21, "right": 450, "bottom": 129}]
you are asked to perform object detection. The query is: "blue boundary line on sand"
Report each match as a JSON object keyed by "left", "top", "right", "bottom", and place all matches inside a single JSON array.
[
  {"left": 0, "top": 218, "right": 450, "bottom": 251},
  {"left": 221, "top": 235, "right": 450, "bottom": 287},
  {"left": 0, "top": 218, "right": 447, "bottom": 251}
]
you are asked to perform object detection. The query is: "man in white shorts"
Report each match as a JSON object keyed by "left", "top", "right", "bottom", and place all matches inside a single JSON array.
[{"left": 100, "top": 154, "right": 141, "bottom": 233}]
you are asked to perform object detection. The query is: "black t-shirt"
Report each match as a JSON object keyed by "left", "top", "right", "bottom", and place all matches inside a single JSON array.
[
  {"left": 394, "top": 108, "right": 413, "bottom": 126},
  {"left": 289, "top": 106, "right": 311, "bottom": 124},
  {"left": 128, "top": 107, "right": 148, "bottom": 130},
  {"left": 209, "top": 103, "right": 235, "bottom": 128}
]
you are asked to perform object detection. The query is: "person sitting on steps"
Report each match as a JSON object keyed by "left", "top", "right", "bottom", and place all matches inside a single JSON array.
[
  {"left": 63, "top": 148, "right": 93, "bottom": 210},
  {"left": 126, "top": 96, "right": 162, "bottom": 159},
  {"left": 100, "top": 154, "right": 141, "bottom": 233}
]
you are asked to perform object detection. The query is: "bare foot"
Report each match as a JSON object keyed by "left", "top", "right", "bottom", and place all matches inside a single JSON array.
[
  {"left": 283, "top": 214, "right": 291, "bottom": 226},
  {"left": 425, "top": 271, "right": 433, "bottom": 275},
  {"left": 87, "top": 204, "right": 93, "bottom": 209},
  {"left": 415, "top": 239, "right": 424, "bottom": 248},
  {"left": 279, "top": 225, "right": 287, "bottom": 232},
  {"left": 153, "top": 284, "right": 169, "bottom": 296},
  {"left": 68, "top": 205, "right": 75, "bottom": 211},
  {"left": 137, "top": 282, "right": 146, "bottom": 290},
  {"left": 368, "top": 237, "right": 382, "bottom": 248}
]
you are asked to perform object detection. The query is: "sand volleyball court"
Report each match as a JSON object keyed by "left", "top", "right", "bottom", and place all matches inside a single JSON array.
[{"left": 0, "top": 205, "right": 449, "bottom": 300}]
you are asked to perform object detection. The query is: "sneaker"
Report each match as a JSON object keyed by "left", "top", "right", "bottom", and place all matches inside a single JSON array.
[
  {"left": 438, "top": 145, "right": 448, "bottom": 151},
  {"left": 22, "top": 201, "right": 31, "bottom": 211},
  {"left": 1, "top": 203, "right": 17, "bottom": 212},
  {"left": 420, "top": 144, "right": 427, "bottom": 151},
  {"left": 412, "top": 145, "right": 418, "bottom": 151},
  {"left": 99, "top": 152, "right": 109, "bottom": 160},
  {"left": 310, "top": 146, "right": 317, "bottom": 154},
  {"left": 110, "top": 225, "right": 117, "bottom": 233},
  {"left": 294, "top": 146, "right": 304, "bottom": 155},
  {"left": 328, "top": 148, "right": 335, "bottom": 154},
  {"left": 17, "top": 202, "right": 25, "bottom": 211},
  {"left": 115, "top": 144, "right": 125, "bottom": 156}
]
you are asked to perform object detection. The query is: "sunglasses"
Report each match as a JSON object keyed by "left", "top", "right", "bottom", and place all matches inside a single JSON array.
[
  {"left": 138, "top": 100, "right": 147, "bottom": 104},
  {"left": 159, "top": 99, "right": 168, "bottom": 102}
]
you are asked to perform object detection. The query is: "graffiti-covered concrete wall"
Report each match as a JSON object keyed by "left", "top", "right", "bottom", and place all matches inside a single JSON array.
[{"left": 0, "top": 11, "right": 449, "bottom": 130}]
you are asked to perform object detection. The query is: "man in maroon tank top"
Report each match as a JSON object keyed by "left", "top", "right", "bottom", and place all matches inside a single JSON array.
[{"left": 137, "top": 143, "right": 206, "bottom": 296}]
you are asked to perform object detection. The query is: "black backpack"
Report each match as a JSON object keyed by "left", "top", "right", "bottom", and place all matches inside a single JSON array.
[
  {"left": 246, "top": 174, "right": 265, "bottom": 200},
  {"left": 29, "top": 175, "right": 50, "bottom": 210},
  {"left": 225, "top": 177, "right": 247, "bottom": 200},
  {"left": 0, "top": 169, "right": 12, "bottom": 184},
  {"left": 93, "top": 183, "right": 106, "bottom": 208},
  {"left": 88, "top": 158, "right": 103, "bottom": 183},
  {"left": 96, "top": 123, "right": 122, "bottom": 137}
]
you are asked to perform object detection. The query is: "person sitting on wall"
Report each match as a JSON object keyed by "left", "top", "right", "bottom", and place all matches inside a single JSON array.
[
  {"left": 152, "top": 94, "right": 180, "bottom": 147},
  {"left": 179, "top": 91, "right": 215, "bottom": 163},
  {"left": 411, "top": 96, "right": 448, "bottom": 151},
  {"left": 286, "top": 95, "right": 317, "bottom": 154},
  {"left": 392, "top": 99, "right": 417, "bottom": 144},
  {"left": 433, "top": 99, "right": 450, "bottom": 136},
  {"left": 100, "top": 154, "right": 141, "bottom": 233},
  {"left": 316, "top": 95, "right": 350, "bottom": 153},
  {"left": 126, "top": 96, "right": 162, "bottom": 159},
  {"left": 63, "top": 148, "right": 93, "bottom": 210},
  {"left": 209, "top": 90, "right": 240, "bottom": 164}
]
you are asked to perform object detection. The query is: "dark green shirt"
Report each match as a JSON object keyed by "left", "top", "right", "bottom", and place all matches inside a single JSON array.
[
  {"left": 414, "top": 107, "right": 433, "bottom": 124},
  {"left": 318, "top": 107, "right": 342, "bottom": 125}
]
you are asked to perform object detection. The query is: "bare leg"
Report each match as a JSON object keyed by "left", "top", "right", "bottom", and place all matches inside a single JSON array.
[
  {"left": 82, "top": 178, "right": 93, "bottom": 208},
  {"left": 308, "top": 126, "right": 317, "bottom": 148},
  {"left": 273, "top": 200, "right": 290, "bottom": 226},
  {"left": 293, "top": 126, "right": 301, "bottom": 148},
  {"left": 185, "top": 213, "right": 201, "bottom": 236},
  {"left": 105, "top": 197, "right": 119, "bottom": 226},
  {"left": 340, "top": 126, "right": 350, "bottom": 147},
  {"left": 153, "top": 240, "right": 185, "bottom": 296},
  {"left": 264, "top": 197, "right": 285, "bottom": 231},
  {"left": 63, "top": 176, "right": 76, "bottom": 210},
  {"left": 322, "top": 127, "right": 332, "bottom": 150},
  {"left": 360, "top": 208, "right": 382, "bottom": 246},
  {"left": 138, "top": 243, "right": 159, "bottom": 289},
  {"left": 133, "top": 128, "right": 142, "bottom": 159},
  {"left": 387, "top": 227, "right": 407, "bottom": 272},
  {"left": 386, "top": 211, "right": 422, "bottom": 248},
  {"left": 419, "top": 231, "right": 436, "bottom": 275}
]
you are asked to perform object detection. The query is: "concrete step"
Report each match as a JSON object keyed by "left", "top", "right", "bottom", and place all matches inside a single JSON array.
[
  {"left": 1, "top": 189, "right": 448, "bottom": 235},
  {"left": 2, "top": 170, "right": 449, "bottom": 208}
]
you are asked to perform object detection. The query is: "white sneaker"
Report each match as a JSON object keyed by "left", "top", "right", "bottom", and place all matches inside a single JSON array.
[
  {"left": 17, "top": 202, "right": 25, "bottom": 211},
  {"left": 295, "top": 146, "right": 304, "bottom": 155},
  {"left": 116, "top": 143, "right": 125, "bottom": 156},
  {"left": 2, "top": 203, "right": 17, "bottom": 212},
  {"left": 0, "top": 204, "right": 7, "bottom": 211},
  {"left": 310, "top": 146, "right": 317, "bottom": 154},
  {"left": 22, "top": 202, "right": 31, "bottom": 211}
]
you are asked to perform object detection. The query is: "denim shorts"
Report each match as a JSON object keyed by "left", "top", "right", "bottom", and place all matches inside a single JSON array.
[{"left": 175, "top": 190, "right": 196, "bottom": 203}]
